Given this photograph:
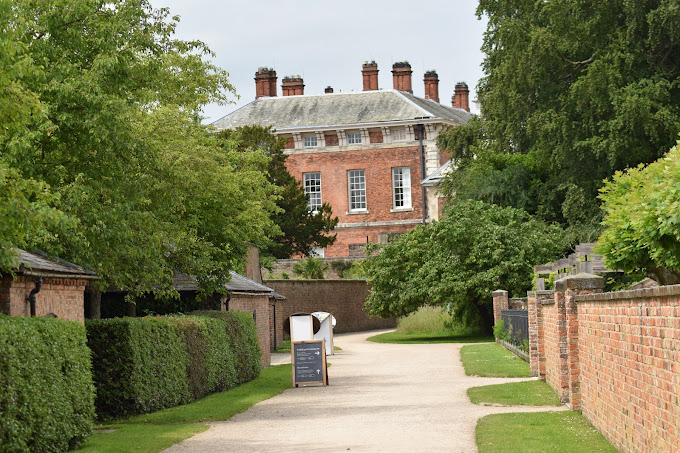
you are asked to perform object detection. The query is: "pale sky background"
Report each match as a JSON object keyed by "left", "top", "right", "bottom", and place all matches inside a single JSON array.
[{"left": 149, "top": 0, "right": 488, "bottom": 123}]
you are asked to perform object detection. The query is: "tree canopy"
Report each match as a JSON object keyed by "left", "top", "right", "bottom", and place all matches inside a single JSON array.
[
  {"left": 437, "top": 0, "right": 680, "bottom": 243},
  {"left": 598, "top": 142, "right": 680, "bottom": 285},
  {"left": 363, "top": 200, "right": 561, "bottom": 331},
  {"left": 0, "top": 0, "right": 277, "bottom": 297},
  {"left": 216, "top": 126, "right": 338, "bottom": 260}
]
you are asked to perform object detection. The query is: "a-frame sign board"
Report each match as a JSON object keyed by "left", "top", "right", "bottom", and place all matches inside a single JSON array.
[{"left": 292, "top": 340, "right": 328, "bottom": 387}]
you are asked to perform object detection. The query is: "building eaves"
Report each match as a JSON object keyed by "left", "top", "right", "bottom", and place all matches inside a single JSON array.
[{"left": 12, "top": 249, "right": 99, "bottom": 279}]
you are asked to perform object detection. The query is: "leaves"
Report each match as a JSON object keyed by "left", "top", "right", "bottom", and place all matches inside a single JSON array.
[{"left": 363, "top": 200, "right": 561, "bottom": 331}]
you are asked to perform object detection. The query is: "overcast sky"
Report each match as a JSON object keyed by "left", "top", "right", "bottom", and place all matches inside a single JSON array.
[{"left": 149, "top": 0, "right": 488, "bottom": 123}]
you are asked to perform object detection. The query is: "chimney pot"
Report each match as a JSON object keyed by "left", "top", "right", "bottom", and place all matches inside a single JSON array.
[
  {"left": 452, "top": 82, "right": 470, "bottom": 112},
  {"left": 362, "top": 60, "right": 379, "bottom": 91},
  {"left": 254, "top": 67, "right": 277, "bottom": 99},
  {"left": 392, "top": 61, "right": 413, "bottom": 93},
  {"left": 282, "top": 75, "right": 305, "bottom": 96},
  {"left": 424, "top": 70, "right": 440, "bottom": 103}
]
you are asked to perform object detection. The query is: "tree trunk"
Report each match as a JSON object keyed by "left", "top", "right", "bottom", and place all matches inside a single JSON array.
[{"left": 85, "top": 284, "right": 101, "bottom": 319}]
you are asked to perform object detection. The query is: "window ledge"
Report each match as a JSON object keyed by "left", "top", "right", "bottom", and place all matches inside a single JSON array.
[
  {"left": 346, "top": 210, "right": 369, "bottom": 215},
  {"left": 390, "top": 207, "right": 414, "bottom": 213}
]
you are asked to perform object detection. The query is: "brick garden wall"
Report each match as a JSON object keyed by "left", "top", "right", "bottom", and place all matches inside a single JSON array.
[
  {"left": 521, "top": 275, "right": 680, "bottom": 452},
  {"left": 576, "top": 286, "right": 680, "bottom": 452},
  {"left": 0, "top": 276, "right": 87, "bottom": 322},
  {"left": 264, "top": 280, "right": 396, "bottom": 334},
  {"left": 228, "top": 293, "right": 271, "bottom": 367}
]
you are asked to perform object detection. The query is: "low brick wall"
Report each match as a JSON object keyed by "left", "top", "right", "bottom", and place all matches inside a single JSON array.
[
  {"left": 264, "top": 280, "right": 396, "bottom": 334},
  {"left": 577, "top": 286, "right": 680, "bottom": 452},
  {"left": 525, "top": 275, "right": 680, "bottom": 452}
]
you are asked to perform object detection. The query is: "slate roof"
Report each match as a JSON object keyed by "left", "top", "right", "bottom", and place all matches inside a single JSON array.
[
  {"left": 12, "top": 249, "right": 98, "bottom": 279},
  {"left": 211, "top": 90, "right": 472, "bottom": 131},
  {"left": 173, "top": 271, "right": 285, "bottom": 298}
]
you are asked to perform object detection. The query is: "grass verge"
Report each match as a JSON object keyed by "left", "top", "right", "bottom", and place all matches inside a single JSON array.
[
  {"left": 77, "top": 364, "right": 291, "bottom": 452},
  {"left": 476, "top": 412, "right": 617, "bottom": 452},
  {"left": 468, "top": 380, "right": 561, "bottom": 406},
  {"left": 460, "top": 343, "right": 530, "bottom": 377},
  {"left": 368, "top": 329, "right": 492, "bottom": 344}
]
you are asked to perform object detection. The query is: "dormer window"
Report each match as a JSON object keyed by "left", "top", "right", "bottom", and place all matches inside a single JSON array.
[
  {"left": 347, "top": 132, "right": 362, "bottom": 145},
  {"left": 303, "top": 135, "right": 318, "bottom": 147}
]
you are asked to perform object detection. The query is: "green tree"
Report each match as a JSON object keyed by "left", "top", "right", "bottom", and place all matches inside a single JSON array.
[
  {"left": 598, "top": 142, "right": 680, "bottom": 285},
  {"left": 364, "top": 200, "right": 562, "bottom": 331},
  {"left": 1, "top": 0, "right": 274, "bottom": 297},
  {"left": 216, "top": 126, "right": 338, "bottom": 259},
  {"left": 0, "top": 0, "right": 73, "bottom": 271},
  {"left": 292, "top": 257, "right": 328, "bottom": 280},
  {"left": 438, "top": 0, "right": 680, "bottom": 242}
]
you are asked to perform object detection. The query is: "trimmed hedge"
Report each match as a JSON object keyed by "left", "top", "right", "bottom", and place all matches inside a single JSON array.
[
  {"left": 87, "top": 312, "right": 261, "bottom": 420},
  {"left": 0, "top": 315, "right": 95, "bottom": 451},
  {"left": 166, "top": 316, "right": 236, "bottom": 400},
  {"left": 86, "top": 317, "right": 190, "bottom": 419},
  {"left": 189, "top": 311, "right": 261, "bottom": 384}
]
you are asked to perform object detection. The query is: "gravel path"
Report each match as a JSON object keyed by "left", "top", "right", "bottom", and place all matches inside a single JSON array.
[{"left": 165, "top": 330, "right": 566, "bottom": 453}]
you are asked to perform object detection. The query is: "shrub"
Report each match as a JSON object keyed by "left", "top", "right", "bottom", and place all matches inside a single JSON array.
[
  {"left": 86, "top": 317, "right": 190, "bottom": 419},
  {"left": 292, "top": 257, "right": 327, "bottom": 279},
  {"left": 0, "top": 315, "right": 95, "bottom": 451},
  {"left": 189, "top": 311, "right": 261, "bottom": 384},
  {"left": 166, "top": 316, "right": 236, "bottom": 400},
  {"left": 493, "top": 319, "right": 511, "bottom": 343}
]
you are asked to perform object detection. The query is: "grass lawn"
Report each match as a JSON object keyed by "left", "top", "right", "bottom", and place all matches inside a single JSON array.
[
  {"left": 460, "top": 343, "right": 530, "bottom": 377},
  {"left": 476, "top": 412, "right": 618, "bottom": 453},
  {"left": 468, "top": 380, "right": 561, "bottom": 406},
  {"left": 77, "top": 364, "right": 291, "bottom": 452},
  {"left": 368, "top": 329, "right": 493, "bottom": 344}
]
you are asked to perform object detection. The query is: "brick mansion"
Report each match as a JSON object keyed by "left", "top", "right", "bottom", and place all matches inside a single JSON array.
[{"left": 213, "top": 61, "right": 472, "bottom": 258}]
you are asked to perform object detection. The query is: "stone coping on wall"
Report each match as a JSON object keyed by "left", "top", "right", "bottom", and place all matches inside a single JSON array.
[
  {"left": 264, "top": 279, "right": 368, "bottom": 283},
  {"left": 576, "top": 283, "right": 680, "bottom": 302}
]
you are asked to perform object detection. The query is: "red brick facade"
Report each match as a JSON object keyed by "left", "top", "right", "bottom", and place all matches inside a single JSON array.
[
  {"left": 525, "top": 276, "right": 680, "bottom": 452},
  {"left": 285, "top": 144, "right": 425, "bottom": 257},
  {"left": 0, "top": 275, "right": 88, "bottom": 323},
  {"left": 228, "top": 293, "right": 271, "bottom": 367}
]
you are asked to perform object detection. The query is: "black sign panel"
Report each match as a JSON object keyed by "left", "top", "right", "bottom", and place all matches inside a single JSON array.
[{"left": 292, "top": 340, "right": 327, "bottom": 386}]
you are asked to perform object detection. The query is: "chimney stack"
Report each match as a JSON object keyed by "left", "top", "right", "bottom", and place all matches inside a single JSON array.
[
  {"left": 424, "top": 70, "right": 440, "bottom": 103},
  {"left": 255, "top": 67, "right": 277, "bottom": 99},
  {"left": 452, "top": 82, "right": 470, "bottom": 112},
  {"left": 281, "top": 76, "right": 305, "bottom": 96},
  {"left": 392, "top": 62, "right": 413, "bottom": 93},
  {"left": 325, "top": 86, "right": 334, "bottom": 94},
  {"left": 362, "top": 61, "right": 379, "bottom": 91}
]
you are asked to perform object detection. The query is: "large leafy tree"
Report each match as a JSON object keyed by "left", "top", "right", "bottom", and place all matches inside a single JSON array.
[
  {"left": 216, "top": 126, "right": 338, "bottom": 259},
  {"left": 0, "top": 0, "right": 73, "bottom": 270},
  {"left": 363, "top": 200, "right": 561, "bottom": 331},
  {"left": 598, "top": 142, "right": 680, "bottom": 285},
  {"left": 438, "top": 0, "right": 680, "bottom": 242},
  {"left": 1, "top": 0, "right": 276, "bottom": 297}
]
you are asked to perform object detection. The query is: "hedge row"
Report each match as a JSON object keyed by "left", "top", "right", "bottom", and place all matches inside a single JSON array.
[
  {"left": 0, "top": 315, "right": 95, "bottom": 452},
  {"left": 87, "top": 312, "right": 261, "bottom": 419},
  {"left": 189, "top": 311, "right": 261, "bottom": 384}
]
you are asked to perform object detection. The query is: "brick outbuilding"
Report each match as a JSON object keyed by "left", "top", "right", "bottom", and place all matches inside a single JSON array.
[
  {"left": 0, "top": 249, "right": 98, "bottom": 323},
  {"left": 212, "top": 61, "right": 473, "bottom": 257}
]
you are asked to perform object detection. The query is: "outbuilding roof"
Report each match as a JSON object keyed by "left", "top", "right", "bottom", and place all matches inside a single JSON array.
[
  {"left": 211, "top": 90, "right": 472, "bottom": 131},
  {"left": 172, "top": 271, "right": 285, "bottom": 298},
  {"left": 11, "top": 249, "right": 98, "bottom": 279}
]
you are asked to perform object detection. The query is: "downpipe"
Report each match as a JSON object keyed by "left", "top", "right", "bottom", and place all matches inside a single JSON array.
[{"left": 27, "top": 277, "right": 43, "bottom": 317}]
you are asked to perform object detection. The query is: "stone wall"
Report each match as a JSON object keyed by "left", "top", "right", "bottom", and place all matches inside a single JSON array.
[
  {"left": 522, "top": 275, "right": 680, "bottom": 452},
  {"left": 0, "top": 275, "right": 87, "bottom": 322},
  {"left": 264, "top": 280, "right": 396, "bottom": 334}
]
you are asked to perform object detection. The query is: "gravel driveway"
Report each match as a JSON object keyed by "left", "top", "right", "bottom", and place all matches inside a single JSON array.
[{"left": 165, "top": 330, "right": 565, "bottom": 452}]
